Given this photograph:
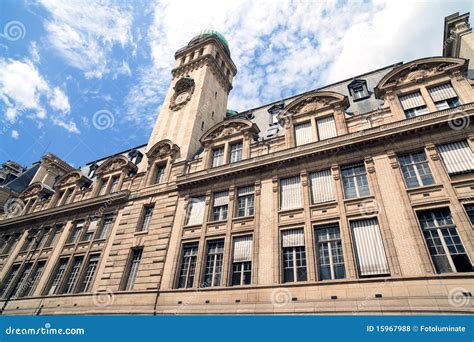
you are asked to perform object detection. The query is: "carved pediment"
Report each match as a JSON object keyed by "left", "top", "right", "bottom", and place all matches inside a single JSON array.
[
  {"left": 200, "top": 119, "right": 260, "bottom": 143},
  {"left": 20, "top": 182, "right": 54, "bottom": 198},
  {"left": 146, "top": 139, "right": 180, "bottom": 161},
  {"left": 278, "top": 91, "right": 348, "bottom": 121},
  {"left": 54, "top": 170, "right": 91, "bottom": 189},
  {"left": 95, "top": 156, "right": 137, "bottom": 175},
  {"left": 375, "top": 57, "right": 468, "bottom": 98}
]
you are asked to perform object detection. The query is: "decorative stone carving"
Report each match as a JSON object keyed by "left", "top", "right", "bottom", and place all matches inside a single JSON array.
[
  {"left": 95, "top": 156, "right": 137, "bottom": 176},
  {"left": 146, "top": 139, "right": 180, "bottom": 162},
  {"left": 169, "top": 77, "right": 195, "bottom": 111},
  {"left": 200, "top": 118, "right": 260, "bottom": 144}
]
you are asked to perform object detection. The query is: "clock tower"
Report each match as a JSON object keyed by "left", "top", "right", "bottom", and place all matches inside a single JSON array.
[{"left": 145, "top": 30, "right": 237, "bottom": 162}]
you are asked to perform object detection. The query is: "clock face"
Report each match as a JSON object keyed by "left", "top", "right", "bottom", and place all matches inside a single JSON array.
[{"left": 175, "top": 92, "right": 189, "bottom": 105}]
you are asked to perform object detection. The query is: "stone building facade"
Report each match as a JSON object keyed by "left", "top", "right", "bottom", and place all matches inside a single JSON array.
[{"left": 0, "top": 14, "right": 473, "bottom": 315}]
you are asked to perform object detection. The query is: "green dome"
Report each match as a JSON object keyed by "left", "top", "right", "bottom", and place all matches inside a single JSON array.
[
  {"left": 226, "top": 109, "right": 238, "bottom": 117},
  {"left": 191, "top": 29, "right": 228, "bottom": 47}
]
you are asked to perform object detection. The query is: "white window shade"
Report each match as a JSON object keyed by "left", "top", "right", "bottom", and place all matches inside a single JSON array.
[
  {"left": 438, "top": 141, "right": 474, "bottom": 174},
  {"left": 399, "top": 92, "right": 426, "bottom": 110},
  {"left": 309, "top": 169, "right": 334, "bottom": 203},
  {"left": 429, "top": 83, "right": 458, "bottom": 102},
  {"left": 233, "top": 235, "right": 253, "bottom": 262},
  {"left": 86, "top": 220, "right": 98, "bottom": 233},
  {"left": 350, "top": 219, "right": 390, "bottom": 276},
  {"left": 317, "top": 116, "right": 337, "bottom": 140},
  {"left": 282, "top": 229, "right": 305, "bottom": 247},
  {"left": 213, "top": 191, "right": 229, "bottom": 206},
  {"left": 294, "top": 122, "right": 312, "bottom": 146},
  {"left": 186, "top": 197, "right": 205, "bottom": 226},
  {"left": 237, "top": 186, "right": 254, "bottom": 196},
  {"left": 280, "top": 176, "right": 302, "bottom": 210}
]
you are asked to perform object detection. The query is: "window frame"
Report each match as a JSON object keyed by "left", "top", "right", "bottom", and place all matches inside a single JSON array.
[{"left": 398, "top": 151, "right": 435, "bottom": 188}]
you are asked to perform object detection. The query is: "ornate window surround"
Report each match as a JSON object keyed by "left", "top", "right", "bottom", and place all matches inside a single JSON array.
[
  {"left": 144, "top": 139, "right": 180, "bottom": 186},
  {"left": 277, "top": 90, "right": 350, "bottom": 148},
  {"left": 200, "top": 118, "right": 260, "bottom": 168},
  {"left": 49, "top": 171, "right": 92, "bottom": 208},
  {"left": 92, "top": 156, "right": 137, "bottom": 196}
]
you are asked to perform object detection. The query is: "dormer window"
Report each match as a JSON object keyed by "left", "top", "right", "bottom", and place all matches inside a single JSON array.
[
  {"left": 268, "top": 102, "right": 285, "bottom": 125},
  {"left": 128, "top": 150, "right": 143, "bottom": 165},
  {"left": 348, "top": 79, "right": 369, "bottom": 101},
  {"left": 87, "top": 163, "right": 97, "bottom": 178}
]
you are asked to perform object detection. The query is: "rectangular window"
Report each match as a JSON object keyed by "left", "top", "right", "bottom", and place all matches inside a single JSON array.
[
  {"left": 203, "top": 240, "right": 224, "bottom": 287},
  {"left": 281, "top": 229, "right": 307, "bottom": 282},
  {"left": 82, "top": 219, "right": 98, "bottom": 241},
  {"left": 315, "top": 224, "right": 345, "bottom": 280},
  {"left": 309, "top": 169, "right": 334, "bottom": 203},
  {"left": 417, "top": 208, "right": 471, "bottom": 273},
  {"left": 230, "top": 142, "right": 243, "bottom": 163},
  {"left": 109, "top": 176, "right": 120, "bottom": 193},
  {"left": 78, "top": 254, "right": 100, "bottom": 292},
  {"left": 138, "top": 205, "right": 154, "bottom": 232},
  {"left": 177, "top": 243, "right": 198, "bottom": 288},
  {"left": 0, "top": 264, "right": 20, "bottom": 298},
  {"left": 465, "top": 204, "right": 474, "bottom": 225},
  {"left": 63, "top": 188, "right": 74, "bottom": 204},
  {"left": 21, "top": 261, "right": 45, "bottom": 297},
  {"left": 36, "top": 227, "right": 51, "bottom": 249},
  {"left": 122, "top": 248, "right": 143, "bottom": 291},
  {"left": 231, "top": 235, "right": 252, "bottom": 286},
  {"left": 67, "top": 220, "right": 85, "bottom": 244},
  {"left": 46, "top": 258, "right": 69, "bottom": 295},
  {"left": 98, "top": 179, "right": 108, "bottom": 196},
  {"left": 19, "top": 235, "right": 35, "bottom": 253},
  {"left": 294, "top": 122, "right": 312, "bottom": 146},
  {"left": 341, "top": 163, "right": 370, "bottom": 199},
  {"left": 96, "top": 214, "right": 114, "bottom": 240},
  {"left": 316, "top": 116, "right": 337, "bottom": 140},
  {"left": 62, "top": 256, "right": 84, "bottom": 294},
  {"left": 398, "top": 151, "right": 435, "bottom": 188},
  {"left": 437, "top": 140, "right": 474, "bottom": 175},
  {"left": 154, "top": 164, "right": 166, "bottom": 184},
  {"left": 428, "top": 83, "right": 460, "bottom": 110},
  {"left": 44, "top": 225, "right": 62, "bottom": 248},
  {"left": 55, "top": 191, "right": 64, "bottom": 207},
  {"left": 10, "top": 263, "right": 32, "bottom": 298},
  {"left": 350, "top": 218, "right": 390, "bottom": 276},
  {"left": 399, "top": 91, "right": 429, "bottom": 118},
  {"left": 352, "top": 86, "right": 366, "bottom": 99},
  {"left": 212, "top": 147, "right": 225, "bottom": 167},
  {"left": 212, "top": 191, "right": 228, "bottom": 221},
  {"left": 186, "top": 196, "right": 205, "bottom": 226},
  {"left": 236, "top": 186, "right": 254, "bottom": 217},
  {"left": 280, "top": 176, "right": 302, "bottom": 210}
]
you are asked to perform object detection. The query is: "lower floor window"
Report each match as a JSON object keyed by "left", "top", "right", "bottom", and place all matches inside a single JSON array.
[
  {"left": 231, "top": 261, "right": 251, "bottom": 286},
  {"left": 203, "top": 240, "right": 224, "bottom": 287},
  {"left": 177, "top": 243, "right": 198, "bottom": 289},
  {"left": 315, "top": 224, "right": 345, "bottom": 280},
  {"left": 282, "top": 246, "right": 307, "bottom": 282},
  {"left": 417, "top": 209, "right": 472, "bottom": 273}
]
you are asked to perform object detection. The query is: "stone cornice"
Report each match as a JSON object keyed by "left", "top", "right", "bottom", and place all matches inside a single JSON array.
[
  {"left": 0, "top": 190, "right": 130, "bottom": 229},
  {"left": 176, "top": 103, "right": 474, "bottom": 187}
]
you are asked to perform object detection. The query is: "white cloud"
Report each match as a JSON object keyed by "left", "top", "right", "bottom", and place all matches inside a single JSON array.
[
  {"left": 38, "top": 0, "right": 134, "bottom": 79},
  {"left": 11, "top": 130, "right": 19, "bottom": 139},
  {"left": 0, "top": 58, "right": 78, "bottom": 132},
  {"left": 126, "top": 0, "right": 471, "bottom": 123}
]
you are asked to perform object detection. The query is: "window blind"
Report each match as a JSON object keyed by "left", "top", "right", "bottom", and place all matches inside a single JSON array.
[
  {"left": 186, "top": 197, "right": 205, "bottom": 225},
  {"left": 233, "top": 235, "right": 253, "bottom": 262},
  {"left": 399, "top": 92, "right": 425, "bottom": 109},
  {"left": 316, "top": 116, "right": 337, "bottom": 140},
  {"left": 294, "top": 122, "right": 312, "bottom": 146},
  {"left": 282, "top": 229, "right": 305, "bottom": 247},
  {"left": 428, "top": 83, "right": 458, "bottom": 102},
  {"left": 280, "top": 176, "right": 302, "bottom": 210},
  {"left": 309, "top": 169, "right": 334, "bottom": 203},
  {"left": 213, "top": 191, "right": 229, "bottom": 206},
  {"left": 437, "top": 141, "right": 474, "bottom": 174}
]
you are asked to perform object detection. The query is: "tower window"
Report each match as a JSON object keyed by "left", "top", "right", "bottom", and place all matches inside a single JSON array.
[
  {"left": 201, "top": 121, "right": 205, "bottom": 130},
  {"left": 214, "top": 91, "right": 217, "bottom": 99},
  {"left": 211, "top": 111, "right": 215, "bottom": 119},
  {"left": 199, "top": 48, "right": 204, "bottom": 56},
  {"left": 189, "top": 52, "right": 194, "bottom": 61}
]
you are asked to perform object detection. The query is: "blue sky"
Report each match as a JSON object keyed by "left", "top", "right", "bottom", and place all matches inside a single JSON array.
[{"left": 0, "top": 0, "right": 472, "bottom": 169}]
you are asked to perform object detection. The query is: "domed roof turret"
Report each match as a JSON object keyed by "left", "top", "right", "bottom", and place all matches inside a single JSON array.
[{"left": 188, "top": 29, "right": 230, "bottom": 56}]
